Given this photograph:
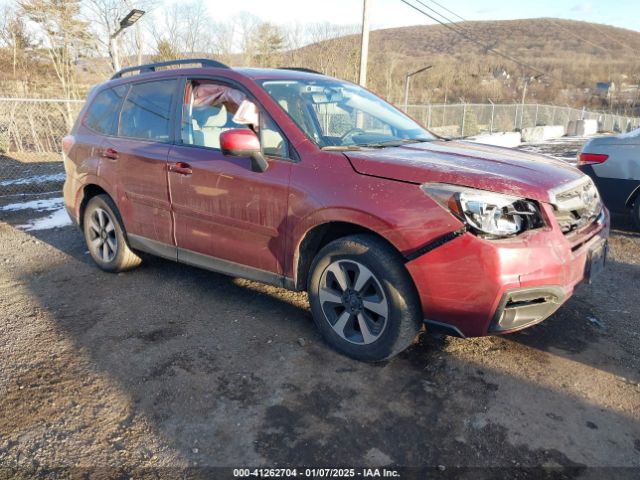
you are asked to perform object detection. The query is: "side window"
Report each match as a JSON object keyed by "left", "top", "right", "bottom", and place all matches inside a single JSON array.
[
  {"left": 182, "top": 80, "right": 291, "bottom": 159},
  {"left": 261, "top": 114, "right": 288, "bottom": 158},
  {"left": 119, "top": 79, "right": 176, "bottom": 141},
  {"left": 182, "top": 81, "right": 249, "bottom": 149},
  {"left": 261, "top": 83, "right": 319, "bottom": 142},
  {"left": 84, "top": 85, "right": 128, "bottom": 135}
]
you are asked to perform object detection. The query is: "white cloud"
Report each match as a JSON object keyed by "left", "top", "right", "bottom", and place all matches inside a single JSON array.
[{"left": 571, "top": 2, "right": 594, "bottom": 15}]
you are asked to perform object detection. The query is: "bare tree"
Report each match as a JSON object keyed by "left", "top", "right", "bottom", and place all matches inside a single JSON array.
[
  {"left": 232, "top": 12, "right": 261, "bottom": 65},
  {"left": 0, "top": 4, "right": 33, "bottom": 77},
  {"left": 292, "top": 22, "right": 359, "bottom": 77},
  {"left": 149, "top": 0, "right": 215, "bottom": 60},
  {"left": 250, "top": 22, "right": 285, "bottom": 67},
  {"left": 210, "top": 21, "right": 235, "bottom": 62},
  {"left": 178, "top": 0, "right": 212, "bottom": 54},
  {"left": 19, "top": 0, "right": 91, "bottom": 125}
]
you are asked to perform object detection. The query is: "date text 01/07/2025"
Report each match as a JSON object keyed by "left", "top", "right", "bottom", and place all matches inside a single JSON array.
[{"left": 233, "top": 468, "right": 402, "bottom": 478}]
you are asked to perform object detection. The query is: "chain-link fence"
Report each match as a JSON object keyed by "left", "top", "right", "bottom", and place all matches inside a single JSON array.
[
  {"left": 405, "top": 103, "right": 640, "bottom": 138},
  {"left": 0, "top": 98, "right": 83, "bottom": 199},
  {"left": 1, "top": 97, "right": 639, "bottom": 200}
]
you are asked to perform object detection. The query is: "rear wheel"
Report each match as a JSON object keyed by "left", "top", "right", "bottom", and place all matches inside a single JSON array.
[
  {"left": 83, "top": 194, "right": 141, "bottom": 272},
  {"left": 308, "top": 234, "right": 422, "bottom": 362}
]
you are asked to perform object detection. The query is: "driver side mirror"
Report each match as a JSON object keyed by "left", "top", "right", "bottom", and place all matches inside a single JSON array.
[{"left": 219, "top": 129, "right": 269, "bottom": 173}]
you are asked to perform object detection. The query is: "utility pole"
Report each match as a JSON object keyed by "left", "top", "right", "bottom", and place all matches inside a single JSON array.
[{"left": 358, "top": 0, "right": 370, "bottom": 87}]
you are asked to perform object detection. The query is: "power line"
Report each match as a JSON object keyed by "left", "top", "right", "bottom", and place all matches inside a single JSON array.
[
  {"left": 423, "top": 0, "right": 466, "bottom": 22},
  {"left": 547, "top": 19, "right": 616, "bottom": 56},
  {"left": 424, "top": 2, "right": 631, "bottom": 63},
  {"left": 399, "top": 0, "right": 551, "bottom": 78},
  {"left": 419, "top": 0, "right": 506, "bottom": 59},
  {"left": 588, "top": 23, "right": 637, "bottom": 54},
  {"left": 416, "top": 0, "right": 479, "bottom": 39},
  {"left": 417, "top": 0, "right": 497, "bottom": 51},
  {"left": 410, "top": 0, "right": 547, "bottom": 74}
]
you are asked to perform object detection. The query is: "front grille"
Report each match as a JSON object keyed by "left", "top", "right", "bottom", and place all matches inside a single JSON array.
[{"left": 549, "top": 177, "right": 603, "bottom": 235}]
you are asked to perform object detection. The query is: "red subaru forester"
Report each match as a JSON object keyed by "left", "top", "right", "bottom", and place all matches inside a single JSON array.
[{"left": 63, "top": 59, "right": 609, "bottom": 361}]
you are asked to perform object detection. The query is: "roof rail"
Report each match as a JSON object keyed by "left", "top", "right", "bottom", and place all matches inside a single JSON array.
[
  {"left": 111, "top": 58, "right": 229, "bottom": 80},
  {"left": 279, "top": 67, "right": 323, "bottom": 75}
]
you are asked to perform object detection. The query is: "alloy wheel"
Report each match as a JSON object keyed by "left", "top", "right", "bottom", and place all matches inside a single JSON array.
[
  {"left": 87, "top": 207, "right": 117, "bottom": 263},
  {"left": 318, "top": 259, "right": 389, "bottom": 345}
]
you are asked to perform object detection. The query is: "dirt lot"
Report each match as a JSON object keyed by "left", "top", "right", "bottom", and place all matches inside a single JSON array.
[{"left": 0, "top": 139, "right": 639, "bottom": 478}]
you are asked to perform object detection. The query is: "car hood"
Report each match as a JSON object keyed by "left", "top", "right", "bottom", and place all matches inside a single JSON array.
[{"left": 344, "top": 140, "right": 585, "bottom": 203}]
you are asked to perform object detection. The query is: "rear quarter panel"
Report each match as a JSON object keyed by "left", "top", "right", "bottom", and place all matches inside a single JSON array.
[
  {"left": 588, "top": 137, "right": 640, "bottom": 180},
  {"left": 581, "top": 136, "right": 640, "bottom": 211},
  {"left": 63, "top": 125, "right": 116, "bottom": 223}
]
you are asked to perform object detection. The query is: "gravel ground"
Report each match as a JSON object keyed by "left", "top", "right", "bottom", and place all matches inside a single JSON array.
[{"left": 0, "top": 138, "right": 639, "bottom": 478}]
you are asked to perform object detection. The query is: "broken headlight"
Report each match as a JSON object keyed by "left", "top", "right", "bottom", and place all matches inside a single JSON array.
[{"left": 421, "top": 183, "right": 544, "bottom": 238}]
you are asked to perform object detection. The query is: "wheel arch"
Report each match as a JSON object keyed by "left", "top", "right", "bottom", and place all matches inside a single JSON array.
[
  {"left": 78, "top": 183, "right": 114, "bottom": 231},
  {"left": 292, "top": 220, "right": 403, "bottom": 291},
  {"left": 625, "top": 183, "right": 640, "bottom": 208}
]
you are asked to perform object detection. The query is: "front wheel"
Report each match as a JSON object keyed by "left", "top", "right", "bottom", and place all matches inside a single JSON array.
[
  {"left": 307, "top": 234, "right": 422, "bottom": 362},
  {"left": 83, "top": 194, "right": 142, "bottom": 272}
]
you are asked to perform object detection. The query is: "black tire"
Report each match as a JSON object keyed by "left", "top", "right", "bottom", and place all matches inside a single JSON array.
[
  {"left": 307, "top": 234, "right": 422, "bottom": 362},
  {"left": 83, "top": 194, "right": 141, "bottom": 272},
  {"left": 633, "top": 200, "right": 640, "bottom": 231}
]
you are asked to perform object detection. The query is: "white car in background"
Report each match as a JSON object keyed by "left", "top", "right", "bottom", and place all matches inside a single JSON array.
[{"left": 578, "top": 128, "right": 640, "bottom": 229}]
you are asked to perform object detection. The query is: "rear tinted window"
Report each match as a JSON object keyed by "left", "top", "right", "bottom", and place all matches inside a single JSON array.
[
  {"left": 84, "top": 85, "right": 127, "bottom": 135},
  {"left": 119, "top": 79, "right": 176, "bottom": 141}
]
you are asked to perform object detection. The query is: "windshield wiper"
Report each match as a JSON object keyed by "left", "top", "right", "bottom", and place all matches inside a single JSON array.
[
  {"left": 320, "top": 145, "right": 364, "bottom": 151},
  {"left": 355, "top": 138, "right": 431, "bottom": 148},
  {"left": 321, "top": 138, "right": 433, "bottom": 151}
]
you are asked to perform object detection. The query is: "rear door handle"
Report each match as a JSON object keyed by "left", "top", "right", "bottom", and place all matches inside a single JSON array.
[
  {"left": 101, "top": 147, "right": 118, "bottom": 160},
  {"left": 169, "top": 162, "right": 192, "bottom": 176}
]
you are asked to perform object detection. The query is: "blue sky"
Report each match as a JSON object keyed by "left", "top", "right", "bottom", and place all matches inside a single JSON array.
[
  {"left": 2, "top": 0, "right": 636, "bottom": 34},
  {"left": 207, "top": 0, "right": 639, "bottom": 32}
]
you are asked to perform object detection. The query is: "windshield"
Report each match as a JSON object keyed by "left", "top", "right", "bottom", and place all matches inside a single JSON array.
[{"left": 259, "top": 79, "right": 435, "bottom": 149}]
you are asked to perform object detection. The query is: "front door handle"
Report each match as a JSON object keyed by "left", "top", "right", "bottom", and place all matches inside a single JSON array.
[
  {"left": 169, "top": 162, "right": 192, "bottom": 175},
  {"left": 101, "top": 147, "right": 118, "bottom": 160}
]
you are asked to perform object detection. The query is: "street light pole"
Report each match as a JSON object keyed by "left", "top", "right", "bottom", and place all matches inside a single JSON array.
[
  {"left": 109, "top": 9, "right": 146, "bottom": 72},
  {"left": 403, "top": 65, "right": 433, "bottom": 112},
  {"left": 358, "top": 0, "right": 370, "bottom": 87}
]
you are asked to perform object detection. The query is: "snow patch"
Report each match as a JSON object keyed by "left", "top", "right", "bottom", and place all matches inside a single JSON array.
[
  {"left": 0, "top": 172, "right": 65, "bottom": 187},
  {"left": 467, "top": 132, "right": 522, "bottom": 148},
  {"left": 518, "top": 145, "right": 578, "bottom": 164},
  {"left": 16, "top": 207, "right": 72, "bottom": 231},
  {"left": 522, "top": 137, "right": 580, "bottom": 146},
  {"left": 0, "top": 197, "right": 64, "bottom": 212}
]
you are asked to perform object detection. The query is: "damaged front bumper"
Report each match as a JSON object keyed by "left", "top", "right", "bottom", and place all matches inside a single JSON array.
[
  {"left": 489, "top": 285, "right": 566, "bottom": 333},
  {"left": 406, "top": 204, "right": 610, "bottom": 338}
]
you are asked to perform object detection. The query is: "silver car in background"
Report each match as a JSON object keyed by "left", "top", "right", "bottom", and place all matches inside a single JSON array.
[{"left": 578, "top": 128, "right": 640, "bottom": 229}]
